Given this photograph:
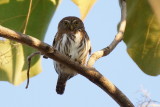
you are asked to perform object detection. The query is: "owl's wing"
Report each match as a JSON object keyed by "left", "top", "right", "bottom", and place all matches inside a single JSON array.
[
  {"left": 52, "top": 32, "right": 59, "bottom": 47},
  {"left": 89, "top": 46, "right": 92, "bottom": 55},
  {"left": 43, "top": 33, "right": 59, "bottom": 59},
  {"left": 84, "top": 31, "right": 92, "bottom": 55}
]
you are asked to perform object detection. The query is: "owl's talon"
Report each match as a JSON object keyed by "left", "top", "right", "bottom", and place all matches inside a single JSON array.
[{"left": 43, "top": 55, "right": 48, "bottom": 59}]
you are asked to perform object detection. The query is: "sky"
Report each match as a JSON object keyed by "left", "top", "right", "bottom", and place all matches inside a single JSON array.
[{"left": 0, "top": 0, "right": 160, "bottom": 107}]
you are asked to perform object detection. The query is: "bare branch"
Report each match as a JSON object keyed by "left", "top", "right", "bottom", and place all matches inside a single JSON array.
[
  {"left": 26, "top": 51, "right": 41, "bottom": 89},
  {"left": 137, "top": 86, "right": 160, "bottom": 107},
  {"left": 87, "top": 0, "right": 126, "bottom": 67},
  {"left": 0, "top": 25, "right": 134, "bottom": 107}
]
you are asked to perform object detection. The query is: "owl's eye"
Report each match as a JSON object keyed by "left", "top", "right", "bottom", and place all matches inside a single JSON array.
[
  {"left": 63, "top": 20, "right": 69, "bottom": 26},
  {"left": 74, "top": 21, "right": 79, "bottom": 26}
]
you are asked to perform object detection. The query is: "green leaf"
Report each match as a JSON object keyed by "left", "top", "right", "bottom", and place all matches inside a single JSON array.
[
  {"left": 148, "top": 0, "right": 160, "bottom": 25},
  {"left": 124, "top": 0, "right": 160, "bottom": 76},
  {"left": 0, "top": 0, "right": 60, "bottom": 85}
]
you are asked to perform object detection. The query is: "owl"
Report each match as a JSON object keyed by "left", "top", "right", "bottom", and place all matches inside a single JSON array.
[{"left": 53, "top": 16, "right": 91, "bottom": 94}]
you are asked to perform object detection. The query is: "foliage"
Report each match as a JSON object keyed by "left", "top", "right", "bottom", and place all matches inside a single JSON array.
[
  {"left": 124, "top": 0, "right": 160, "bottom": 75},
  {"left": 0, "top": 0, "right": 60, "bottom": 85}
]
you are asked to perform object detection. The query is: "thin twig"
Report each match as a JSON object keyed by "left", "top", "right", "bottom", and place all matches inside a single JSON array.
[
  {"left": 25, "top": 51, "right": 41, "bottom": 89},
  {"left": 0, "top": 25, "right": 134, "bottom": 107},
  {"left": 87, "top": 0, "right": 126, "bottom": 67}
]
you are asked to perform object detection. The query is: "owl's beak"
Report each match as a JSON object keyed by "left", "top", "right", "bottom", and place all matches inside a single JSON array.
[{"left": 70, "top": 25, "right": 73, "bottom": 30}]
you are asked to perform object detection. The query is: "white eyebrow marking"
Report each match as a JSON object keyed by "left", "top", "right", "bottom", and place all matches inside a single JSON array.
[
  {"left": 72, "top": 20, "right": 77, "bottom": 23},
  {"left": 64, "top": 20, "right": 70, "bottom": 23}
]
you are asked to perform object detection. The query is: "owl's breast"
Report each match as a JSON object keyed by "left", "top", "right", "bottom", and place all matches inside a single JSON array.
[{"left": 55, "top": 32, "right": 90, "bottom": 63}]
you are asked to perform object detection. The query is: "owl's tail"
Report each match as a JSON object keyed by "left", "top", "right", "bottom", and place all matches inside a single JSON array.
[{"left": 56, "top": 75, "right": 69, "bottom": 95}]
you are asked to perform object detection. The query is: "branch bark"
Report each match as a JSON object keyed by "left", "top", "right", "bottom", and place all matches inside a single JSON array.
[
  {"left": 0, "top": 25, "right": 134, "bottom": 107},
  {"left": 87, "top": 0, "right": 126, "bottom": 67}
]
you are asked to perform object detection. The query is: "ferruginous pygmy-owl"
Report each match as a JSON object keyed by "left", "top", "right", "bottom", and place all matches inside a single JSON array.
[{"left": 53, "top": 16, "right": 91, "bottom": 94}]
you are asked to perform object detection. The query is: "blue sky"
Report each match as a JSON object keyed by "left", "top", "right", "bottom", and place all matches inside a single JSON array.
[{"left": 0, "top": 0, "right": 160, "bottom": 107}]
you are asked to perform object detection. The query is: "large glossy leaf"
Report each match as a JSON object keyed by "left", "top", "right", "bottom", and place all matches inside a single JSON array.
[
  {"left": 124, "top": 0, "right": 160, "bottom": 76},
  {"left": 148, "top": 0, "right": 160, "bottom": 24},
  {"left": 72, "top": 0, "right": 97, "bottom": 20},
  {"left": 0, "top": 0, "right": 60, "bottom": 85}
]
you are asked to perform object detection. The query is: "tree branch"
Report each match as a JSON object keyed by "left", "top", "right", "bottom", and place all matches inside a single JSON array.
[
  {"left": 0, "top": 25, "right": 134, "bottom": 107},
  {"left": 87, "top": 0, "right": 126, "bottom": 67}
]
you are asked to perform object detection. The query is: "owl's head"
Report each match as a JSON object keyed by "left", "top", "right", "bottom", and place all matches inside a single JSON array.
[{"left": 58, "top": 16, "right": 84, "bottom": 32}]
